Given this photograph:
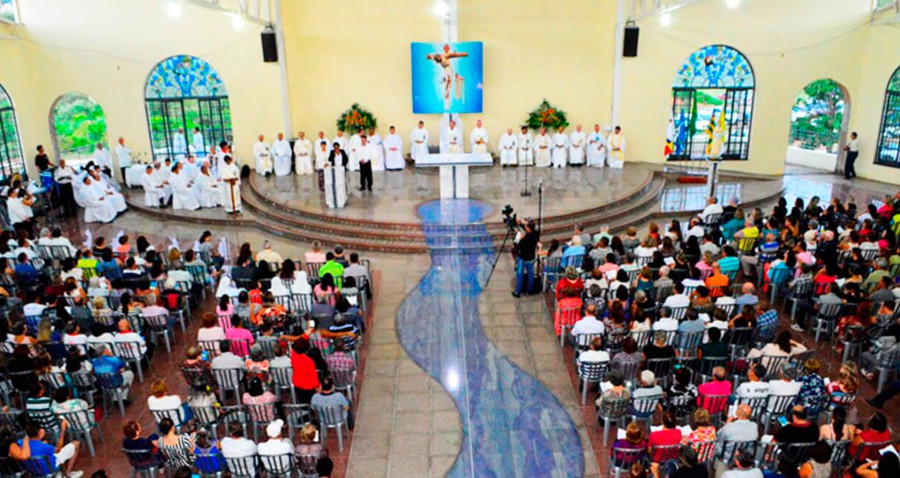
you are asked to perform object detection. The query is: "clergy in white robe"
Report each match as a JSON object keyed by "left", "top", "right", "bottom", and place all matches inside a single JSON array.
[
  {"left": 368, "top": 128, "right": 385, "bottom": 172},
  {"left": 90, "top": 169, "right": 127, "bottom": 213},
  {"left": 192, "top": 128, "right": 205, "bottom": 158},
  {"left": 383, "top": 126, "right": 404, "bottom": 170},
  {"left": 194, "top": 165, "right": 221, "bottom": 208},
  {"left": 157, "top": 159, "right": 173, "bottom": 184},
  {"left": 114, "top": 138, "right": 132, "bottom": 182},
  {"left": 410, "top": 122, "right": 429, "bottom": 163},
  {"left": 170, "top": 163, "right": 200, "bottom": 211},
  {"left": 314, "top": 140, "right": 329, "bottom": 171},
  {"left": 172, "top": 129, "right": 188, "bottom": 161},
  {"left": 498, "top": 128, "right": 517, "bottom": 166},
  {"left": 324, "top": 144, "right": 348, "bottom": 209},
  {"left": 219, "top": 155, "right": 242, "bottom": 213},
  {"left": 551, "top": 127, "right": 568, "bottom": 168},
  {"left": 93, "top": 143, "right": 112, "bottom": 176},
  {"left": 293, "top": 132, "right": 313, "bottom": 175},
  {"left": 518, "top": 127, "right": 533, "bottom": 166},
  {"left": 81, "top": 176, "right": 118, "bottom": 223},
  {"left": 607, "top": 126, "right": 626, "bottom": 169},
  {"left": 533, "top": 128, "right": 551, "bottom": 167},
  {"left": 470, "top": 120, "right": 489, "bottom": 154},
  {"left": 140, "top": 165, "right": 171, "bottom": 207},
  {"left": 587, "top": 124, "right": 606, "bottom": 167},
  {"left": 442, "top": 120, "right": 463, "bottom": 154},
  {"left": 332, "top": 131, "right": 347, "bottom": 151},
  {"left": 347, "top": 132, "right": 362, "bottom": 172},
  {"left": 569, "top": 124, "right": 586, "bottom": 166},
  {"left": 253, "top": 134, "right": 273, "bottom": 175},
  {"left": 272, "top": 133, "right": 292, "bottom": 176},
  {"left": 183, "top": 155, "right": 200, "bottom": 182}
]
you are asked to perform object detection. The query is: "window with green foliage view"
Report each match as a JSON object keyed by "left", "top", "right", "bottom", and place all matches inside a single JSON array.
[{"left": 50, "top": 93, "right": 108, "bottom": 161}]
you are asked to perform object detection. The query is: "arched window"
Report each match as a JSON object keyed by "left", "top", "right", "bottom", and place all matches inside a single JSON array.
[
  {"left": 50, "top": 92, "right": 109, "bottom": 163},
  {"left": 669, "top": 45, "right": 755, "bottom": 161},
  {"left": 0, "top": 84, "right": 24, "bottom": 183},
  {"left": 145, "top": 55, "right": 232, "bottom": 162},
  {"left": 789, "top": 79, "right": 847, "bottom": 153},
  {"left": 875, "top": 66, "right": 900, "bottom": 167}
]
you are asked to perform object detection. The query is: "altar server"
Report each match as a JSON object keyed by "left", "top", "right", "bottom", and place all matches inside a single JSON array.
[
  {"left": 81, "top": 176, "right": 118, "bottom": 223},
  {"left": 470, "top": 119, "right": 489, "bottom": 154},
  {"left": 220, "top": 155, "right": 242, "bottom": 213},
  {"left": 115, "top": 137, "right": 132, "bottom": 183},
  {"left": 587, "top": 124, "right": 606, "bottom": 167},
  {"left": 347, "top": 130, "right": 362, "bottom": 172},
  {"left": 194, "top": 165, "right": 221, "bottom": 208},
  {"left": 140, "top": 165, "right": 171, "bottom": 208},
  {"left": 569, "top": 124, "right": 586, "bottom": 166},
  {"left": 368, "top": 128, "right": 385, "bottom": 172},
  {"left": 172, "top": 128, "right": 188, "bottom": 161},
  {"left": 170, "top": 162, "right": 200, "bottom": 211},
  {"left": 271, "top": 132, "right": 292, "bottom": 176},
  {"left": 384, "top": 126, "right": 404, "bottom": 170},
  {"left": 332, "top": 130, "right": 347, "bottom": 151},
  {"left": 314, "top": 139, "right": 329, "bottom": 170},
  {"left": 293, "top": 131, "right": 313, "bottom": 175},
  {"left": 192, "top": 128, "right": 205, "bottom": 158},
  {"left": 253, "top": 134, "right": 273, "bottom": 175},
  {"left": 607, "top": 126, "right": 626, "bottom": 169},
  {"left": 94, "top": 143, "right": 113, "bottom": 177},
  {"left": 183, "top": 155, "right": 200, "bottom": 181},
  {"left": 518, "top": 126, "right": 533, "bottom": 166},
  {"left": 442, "top": 120, "right": 463, "bottom": 153},
  {"left": 498, "top": 128, "right": 517, "bottom": 166},
  {"left": 533, "top": 128, "right": 551, "bottom": 167},
  {"left": 411, "top": 121, "right": 429, "bottom": 163},
  {"left": 551, "top": 127, "right": 568, "bottom": 168}
]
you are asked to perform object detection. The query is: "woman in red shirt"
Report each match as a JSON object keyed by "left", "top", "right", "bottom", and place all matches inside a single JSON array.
[
  {"left": 647, "top": 411, "right": 682, "bottom": 463},
  {"left": 849, "top": 412, "right": 891, "bottom": 462},
  {"left": 291, "top": 337, "right": 321, "bottom": 404}
]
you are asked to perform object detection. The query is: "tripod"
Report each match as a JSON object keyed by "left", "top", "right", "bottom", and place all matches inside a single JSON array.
[{"left": 484, "top": 225, "right": 516, "bottom": 288}]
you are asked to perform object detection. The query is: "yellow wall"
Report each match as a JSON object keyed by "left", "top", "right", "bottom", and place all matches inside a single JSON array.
[{"left": 0, "top": 0, "right": 282, "bottom": 180}]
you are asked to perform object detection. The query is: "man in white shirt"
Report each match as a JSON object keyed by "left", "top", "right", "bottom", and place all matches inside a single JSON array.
[
  {"left": 272, "top": 133, "right": 292, "bottom": 177},
  {"left": 569, "top": 124, "right": 586, "bottom": 166},
  {"left": 6, "top": 187, "right": 34, "bottom": 235},
  {"left": 140, "top": 165, "right": 170, "bottom": 208},
  {"left": 192, "top": 128, "right": 205, "bottom": 159},
  {"left": 498, "top": 128, "right": 517, "bottom": 166},
  {"left": 700, "top": 197, "right": 724, "bottom": 224},
  {"left": 736, "top": 364, "right": 770, "bottom": 398},
  {"left": 517, "top": 126, "right": 533, "bottom": 166},
  {"left": 253, "top": 134, "right": 273, "bottom": 176},
  {"left": 685, "top": 217, "right": 705, "bottom": 239},
  {"left": 469, "top": 119, "right": 489, "bottom": 154},
  {"left": 293, "top": 131, "right": 313, "bottom": 175},
  {"left": 172, "top": 128, "right": 187, "bottom": 161},
  {"left": 113, "top": 319, "right": 147, "bottom": 357},
  {"left": 211, "top": 341, "right": 245, "bottom": 370},
  {"left": 257, "top": 419, "right": 293, "bottom": 459},
  {"left": 577, "top": 337, "right": 610, "bottom": 364},
  {"left": 23, "top": 294, "right": 47, "bottom": 317},
  {"left": 843, "top": 131, "right": 858, "bottom": 179},
  {"left": 766, "top": 365, "right": 802, "bottom": 411},
  {"left": 533, "top": 128, "right": 551, "bottom": 167},
  {"left": 94, "top": 143, "right": 112, "bottom": 177},
  {"left": 410, "top": 121, "right": 429, "bottom": 163},
  {"left": 221, "top": 422, "right": 258, "bottom": 458},
  {"left": 383, "top": 126, "right": 404, "bottom": 170},
  {"left": 347, "top": 130, "right": 362, "bottom": 172},
  {"left": 652, "top": 315, "right": 679, "bottom": 332},
  {"left": 570, "top": 304, "right": 605, "bottom": 339},
  {"left": 663, "top": 284, "right": 690, "bottom": 308},
  {"left": 114, "top": 137, "right": 132, "bottom": 183},
  {"left": 356, "top": 135, "right": 374, "bottom": 192},
  {"left": 256, "top": 241, "right": 283, "bottom": 266},
  {"left": 551, "top": 126, "right": 568, "bottom": 168}
]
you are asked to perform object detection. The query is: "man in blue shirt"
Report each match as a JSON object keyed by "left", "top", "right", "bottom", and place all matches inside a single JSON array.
[
  {"left": 19, "top": 420, "right": 83, "bottom": 477},
  {"left": 561, "top": 235, "right": 586, "bottom": 269},
  {"left": 91, "top": 352, "right": 134, "bottom": 402},
  {"left": 14, "top": 252, "right": 39, "bottom": 287}
]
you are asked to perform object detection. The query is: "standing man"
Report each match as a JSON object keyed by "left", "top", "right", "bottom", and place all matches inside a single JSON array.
[
  {"left": 383, "top": 126, "right": 404, "bottom": 170},
  {"left": 368, "top": 128, "right": 385, "bottom": 172},
  {"left": 533, "top": 127, "right": 551, "bottom": 167},
  {"left": 443, "top": 119, "right": 463, "bottom": 153},
  {"left": 220, "top": 155, "right": 241, "bottom": 214},
  {"left": 410, "top": 121, "right": 429, "bottom": 163},
  {"left": 293, "top": 131, "right": 313, "bottom": 175},
  {"left": 843, "top": 131, "right": 859, "bottom": 179},
  {"left": 470, "top": 119, "right": 489, "bottom": 154},
  {"left": 607, "top": 125, "right": 626, "bottom": 169},
  {"left": 569, "top": 124, "right": 586, "bottom": 166},
  {"left": 192, "top": 127, "right": 205, "bottom": 159},
  {"left": 94, "top": 143, "right": 112, "bottom": 178},
  {"left": 498, "top": 128, "right": 517, "bottom": 166},
  {"left": 517, "top": 126, "right": 533, "bottom": 166},
  {"left": 332, "top": 130, "right": 347, "bottom": 151},
  {"left": 172, "top": 128, "right": 187, "bottom": 161},
  {"left": 314, "top": 138, "right": 329, "bottom": 172},
  {"left": 114, "top": 137, "right": 132, "bottom": 183},
  {"left": 272, "top": 132, "right": 292, "bottom": 176},
  {"left": 551, "top": 126, "right": 568, "bottom": 168},
  {"left": 356, "top": 135, "right": 374, "bottom": 192},
  {"left": 253, "top": 134, "right": 273, "bottom": 176},
  {"left": 325, "top": 142, "right": 349, "bottom": 208},
  {"left": 587, "top": 124, "right": 606, "bottom": 167},
  {"left": 512, "top": 218, "right": 539, "bottom": 298},
  {"left": 34, "top": 145, "right": 53, "bottom": 173},
  {"left": 54, "top": 159, "right": 76, "bottom": 216},
  {"left": 347, "top": 129, "right": 362, "bottom": 172}
]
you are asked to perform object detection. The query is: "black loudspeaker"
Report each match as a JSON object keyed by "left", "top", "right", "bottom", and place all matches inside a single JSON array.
[
  {"left": 261, "top": 31, "right": 278, "bottom": 62},
  {"left": 623, "top": 25, "right": 639, "bottom": 57}
]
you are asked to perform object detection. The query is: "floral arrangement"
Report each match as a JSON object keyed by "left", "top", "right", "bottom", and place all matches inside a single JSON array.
[
  {"left": 336, "top": 103, "right": 378, "bottom": 133},
  {"left": 525, "top": 99, "right": 569, "bottom": 130}
]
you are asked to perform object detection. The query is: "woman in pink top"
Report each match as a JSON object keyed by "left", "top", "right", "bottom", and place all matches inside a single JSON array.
[
  {"left": 116, "top": 234, "right": 132, "bottom": 260},
  {"left": 224, "top": 315, "right": 254, "bottom": 357},
  {"left": 215, "top": 295, "right": 234, "bottom": 330}
]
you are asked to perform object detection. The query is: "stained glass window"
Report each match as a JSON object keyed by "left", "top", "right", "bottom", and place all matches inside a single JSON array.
[
  {"left": 0, "top": 0, "right": 18, "bottom": 23},
  {"left": 672, "top": 45, "right": 755, "bottom": 89},
  {"left": 0, "top": 84, "right": 24, "bottom": 183},
  {"left": 875, "top": 66, "right": 900, "bottom": 167},
  {"left": 145, "top": 55, "right": 232, "bottom": 161},
  {"left": 670, "top": 45, "right": 755, "bottom": 161},
  {"left": 50, "top": 93, "right": 108, "bottom": 161}
]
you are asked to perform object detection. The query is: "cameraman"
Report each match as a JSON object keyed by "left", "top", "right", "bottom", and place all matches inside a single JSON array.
[{"left": 512, "top": 218, "right": 539, "bottom": 298}]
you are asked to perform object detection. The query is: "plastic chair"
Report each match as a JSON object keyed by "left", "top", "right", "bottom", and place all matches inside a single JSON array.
[
  {"left": 195, "top": 451, "right": 226, "bottom": 478},
  {"left": 331, "top": 367, "right": 357, "bottom": 403},
  {"left": 213, "top": 367, "right": 244, "bottom": 399},
  {"left": 555, "top": 305, "right": 582, "bottom": 347},
  {"left": 875, "top": 349, "right": 900, "bottom": 393},
  {"left": 763, "top": 394, "right": 796, "bottom": 435},
  {"left": 143, "top": 313, "right": 174, "bottom": 355},
  {"left": 112, "top": 341, "right": 145, "bottom": 382},
  {"left": 95, "top": 372, "right": 127, "bottom": 417},
  {"left": 630, "top": 394, "right": 663, "bottom": 430},
  {"left": 57, "top": 408, "right": 103, "bottom": 456},
  {"left": 224, "top": 455, "right": 257, "bottom": 478},
  {"left": 312, "top": 402, "right": 350, "bottom": 452},
  {"left": 20, "top": 455, "right": 59, "bottom": 478},
  {"left": 577, "top": 361, "right": 607, "bottom": 405},
  {"left": 608, "top": 447, "right": 647, "bottom": 478},
  {"left": 270, "top": 366, "right": 296, "bottom": 404},
  {"left": 285, "top": 403, "right": 312, "bottom": 442},
  {"left": 259, "top": 453, "right": 294, "bottom": 478},
  {"left": 596, "top": 396, "right": 630, "bottom": 446},
  {"left": 813, "top": 303, "right": 845, "bottom": 342},
  {"left": 150, "top": 407, "right": 186, "bottom": 432}
]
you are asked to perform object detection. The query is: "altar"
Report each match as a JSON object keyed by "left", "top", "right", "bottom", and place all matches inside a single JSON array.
[{"left": 415, "top": 153, "right": 493, "bottom": 199}]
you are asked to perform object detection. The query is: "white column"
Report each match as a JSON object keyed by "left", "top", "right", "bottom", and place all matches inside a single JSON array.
[
  {"left": 611, "top": 0, "right": 626, "bottom": 126},
  {"left": 273, "top": 0, "right": 292, "bottom": 137}
]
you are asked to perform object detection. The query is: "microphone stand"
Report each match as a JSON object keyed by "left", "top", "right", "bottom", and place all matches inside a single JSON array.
[
  {"left": 538, "top": 179, "right": 544, "bottom": 233},
  {"left": 521, "top": 163, "right": 532, "bottom": 197}
]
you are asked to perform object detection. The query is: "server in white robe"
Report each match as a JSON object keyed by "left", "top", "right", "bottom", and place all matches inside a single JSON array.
[
  {"left": 157, "top": 159, "right": 173, "bottom": 184},
  {"left": 410, "top": 121, "right": 429, "bottom": 163},
  {"left": 253, "top": 135, "right": 273, "bottom": 175},
  {"left": 170, "top": 163, "right": 200, "bottom": 211},
  {"left": 442, "top": 120, "right": 463, "bottom": 153},
  {"left": 192, "top": 128, "right": 205, "bottom": 159},
  {"left": 324, "top": 144, "right": 348, "bottom": 209},
  {"left": 607, "top": 126, "right": 626, "bottom": 169},
  {"left": 183, "top": 155, "right": 200, "bottom": 182},
  {"left": 347, "top": 131, "right": 362, "bottom": 172},
  {"left": 551, "top": 127, "right": 568, "bottom": 168},
  {"left": 81, "top": 176, "right": 118, "bottom": 223},
  {"left": 114, "top": 137, "right": 132, "bottom": 183},
  {"left": 89, "top": 168, "right": 127, "bottom": 213},
  {"left": 517, "top": 127, "right": 533, "bottom": 166},
  {"left": 272, "top": 133, "right": 292, "bottom": 176},
  {"left": 470, "top": 119, "right": 489, "bottom": 154},
  {"left": 533, "top": 128, "right": 552, "bottom": 167},
  {"left": 171, "top": 129, "right": 187, "bottom": 161},
  {"left": 314, "top": 140, "right": 329, "bottom": 171},
  {"left": 194, "top": 165, "right": 221, "bottom": 208},
  {"left": 140, "top": 165, "right": 171, "bottom": 207},
  {"left": 293, "top": 132, "right": 313, "bottom": 175},
  {"left": 332, "top": 131, "right": 347, "bottom": 151},
  {"left": 569, "top": 124, "right": 586, "bottom": 166},
  {"left": 587, "top": 124, "right": 606, "bottom": 167},
  {"left": 94, "top": 143, "right": 113, "bottom": 177},
  {"left": 219, "top": 155, "right": 242, "bottom": 213},
  {"left": 383, "top": 126, "right": 404, "bottom": 170},
  {"left": 368, "top": 128, "right": 385, "bottom": 172},
  {"left": 498, "top": 128, "right": 517, "bottom": 166}
]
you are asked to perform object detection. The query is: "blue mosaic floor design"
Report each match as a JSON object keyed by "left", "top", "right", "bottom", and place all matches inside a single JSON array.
[{"left": 397, "top": 199, "right": 584, "bottom": 477}]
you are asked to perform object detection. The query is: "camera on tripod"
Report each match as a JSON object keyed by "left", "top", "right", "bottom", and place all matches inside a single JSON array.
[{"left": 502, "top": 204, "right": 517, "bottom": 230}]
